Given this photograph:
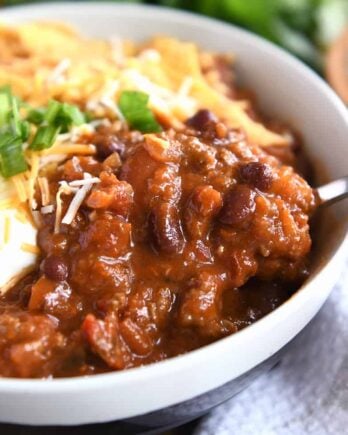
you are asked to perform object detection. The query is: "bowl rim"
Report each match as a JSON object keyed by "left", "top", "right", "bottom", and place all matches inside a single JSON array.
[{"left": 0, "top": 1, "right": 347, "bottom": 394}]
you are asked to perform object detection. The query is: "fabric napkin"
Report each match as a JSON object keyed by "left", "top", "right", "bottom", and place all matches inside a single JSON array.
[{"left": 195, "top": 253, "right": 348, "bottom": 435}]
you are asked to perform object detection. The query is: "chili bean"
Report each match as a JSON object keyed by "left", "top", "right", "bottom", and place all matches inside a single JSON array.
[
  {"left": 42, "top": 255, "right": 68, "bottom": 282},
  {"left": 239, "top": 162, "right": 273, "bottom": 191},
  {"left": 94, "top": 133, "right": 125, "bottom": 159},
  {"left": 149, "top": 202, "right": 185, "bottom": 254},
  {"left": 186, "top": 109, "right": 217, "bottom": 131},
  {"left": 219, "top": 185, "right": 256, "bottom": 225}
]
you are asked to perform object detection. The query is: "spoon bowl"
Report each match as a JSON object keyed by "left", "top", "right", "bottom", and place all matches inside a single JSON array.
[{"left": 317, "top": 176, "right": 348, "bottom": 206}]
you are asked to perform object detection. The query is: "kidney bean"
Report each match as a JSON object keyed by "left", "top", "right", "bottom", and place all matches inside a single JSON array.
[
  {"left": 186, "top": 109, "right": 217, "bottom": 131},
  {"left": 149, "top": 202, "right": 185, "bottom": 254},
  {"left": 219, "top": 185, "right": 256, "bottom": 226},
  {"left": 42, "top": 255, "right": 68, "bottom": 281},
  {"left": 239, "top": 162, "right": 273, "bottom": 191}
]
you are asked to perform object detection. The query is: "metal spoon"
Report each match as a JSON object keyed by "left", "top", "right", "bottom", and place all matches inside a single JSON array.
[{"left": 317, "top": 176, "right": 348, "bottom": 206}]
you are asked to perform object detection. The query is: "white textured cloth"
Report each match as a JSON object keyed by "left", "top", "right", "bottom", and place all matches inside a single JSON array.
[{"left": 195, "top": 255, "right": 348, "bottom": 435}]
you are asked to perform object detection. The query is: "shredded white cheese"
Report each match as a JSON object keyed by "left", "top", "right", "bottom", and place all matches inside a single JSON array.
[
  {"left": 54, "top": 181, "right": 74, "bottom": 233},
  {"left": 70, "top": 123, "right": 95, "bottom": 142},
  {"left": 90, "top": 118, "right": 112, "bottom": 128},
  {"left": 69, "top": 177, "right": 100, "bottom": 187},
  {"left": 119, "top": 69, "right": 197, "bottom": 121},
  {"left": 137, "top": 49, "right": 161, "bottom": 62},
  {"left": 178, "top": 77, "right": 193, "bottom": 96},
  {"left": 57, "top": 181, "right": 79, "bottom": 193},
  {"left": 47, "top": 58, "right": 71, "bottom": 85},
  {"left": 30, "top": 210, "right": 42, "bottom": 228},
  {"left": 87, "top": 80, "right": 124, "bottom": 120},
  {"left": 61, "top": 173, "right": 94, "bottom": 226},
  {"left": 41, "top": 204, "right": 54, "bottom": 214},
  {"left": 56, "top": 132, "right": 72, "bottom": 142},
  {"left": 39, "top": 153, "right": 68, "bottom": 169}
]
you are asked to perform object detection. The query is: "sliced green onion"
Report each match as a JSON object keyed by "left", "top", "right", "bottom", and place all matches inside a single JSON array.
[
  {"left": 0, "top": 131, "right": 16, "bottom": 149},
  {"left": 44, "top": 100, "right": 62, "bottom": 125},
  {"left": 0, "top": 85, "right": 12, "bottom": 95},
  {"left": 0, "top": 135, "right": 28, "bottom": 178},
  {"left": 0, "top": 92, "right": 11, "bottom": 128},
  {"left": 18, "top": 98, "right": 31, "bottom": 110},
  {"left": 0, "top": 90, "right": 90, "bottom": 176},
  {"left": 52, "top": 103, "right": 86, "bottom": 133},
  {"left": 27, "top": 107, "right": 46, "bottom": 125},
  {"left": 30, "top": 100, "right": 86, "bottom": 132},
  {"left": 0, "top": 87, "right": 25, "bottom": 139},
  {"left": 119, "top": 90, "right": 162, "bottom": 133},
  {"left": 84, "top": 112, "right": 93, "bottom": 123},
  {"left": 0, "top": 94, "right": 10, "bottom": 127},
  {"left": 20, "top": 121, "right": 30, "bottom": 142},
  {"left": 29, "top": 125, "right": 60, "bottom": 151},
  {"left": 10, "top": 95, "right": 21, "bottom": 137},
  {"left": 59, "top": 103, "right": 85, "bottom": 126},
  {"left": 27, "top": 101, "right": 86, "bottom": 147}
]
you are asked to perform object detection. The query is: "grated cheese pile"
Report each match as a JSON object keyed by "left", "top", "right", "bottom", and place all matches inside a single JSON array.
[
  {"left": 0, "top": 21, "right": 287, "bottom": 147},
  {"left": 0, "top": 205, "right": 38, "bottom": 293}
]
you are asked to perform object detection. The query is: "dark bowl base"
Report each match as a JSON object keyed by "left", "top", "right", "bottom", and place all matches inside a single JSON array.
[{"left": 0, "top": 343, "right": 289, "bottom": 435}]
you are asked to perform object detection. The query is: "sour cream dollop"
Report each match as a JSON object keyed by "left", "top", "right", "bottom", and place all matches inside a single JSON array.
[{"left": 0, "top": 179, "right": 39, "bottom": 294}]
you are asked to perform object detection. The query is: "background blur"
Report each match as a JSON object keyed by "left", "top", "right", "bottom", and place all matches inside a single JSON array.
[{"left": 1, "top": 0, "right": 347, "bottom": 73}]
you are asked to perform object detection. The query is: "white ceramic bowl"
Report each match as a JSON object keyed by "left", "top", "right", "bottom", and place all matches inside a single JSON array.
[{"left": 1, "top": 2, "right": 347, "bottom": 429}]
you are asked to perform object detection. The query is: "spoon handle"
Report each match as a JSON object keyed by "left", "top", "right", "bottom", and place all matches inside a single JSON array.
[{"left": 317, "top": 176, "right": 348, "bottom": 206}]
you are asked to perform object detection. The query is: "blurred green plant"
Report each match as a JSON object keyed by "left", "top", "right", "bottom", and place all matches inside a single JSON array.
[{"left": 1, "top": 0, "right": 347, "bottom": 72}]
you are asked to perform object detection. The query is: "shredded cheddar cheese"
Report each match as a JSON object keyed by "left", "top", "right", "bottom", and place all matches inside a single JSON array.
[
  {"left": 12, "top": 175, "right": 28, "bottom": 203},
  {"left": 0, "top": 22, "right": 287, "bottom": 147},
  {"left": 38, "top": 177, "right": 50, "bottom": 206},
  {"left": 18, "top": 203, "right": 37, "bottom": 229},
  {"left": 20, "top": 243, "right": 40, "bottom": 255},
  {"left": 0, "top": 197, "right": 20, "bottom": 211},
  {"left": 42, "top": 144, "right": 97, "bottom": 156},
  {"left": 15, "top": 210, "right": 29, "bottom": 224},
  {"left": 4, "top": 216, "right": 11, "bottom": 245}
]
